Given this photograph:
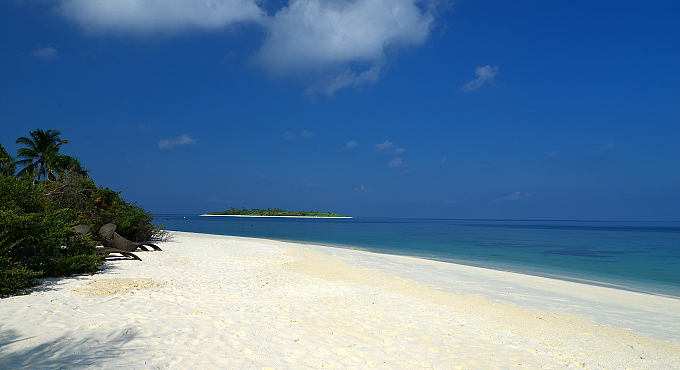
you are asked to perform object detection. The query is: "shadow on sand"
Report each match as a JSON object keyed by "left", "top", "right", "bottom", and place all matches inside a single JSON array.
[{"left": 0, "top": 325, "right": 137, "bottom": 369}]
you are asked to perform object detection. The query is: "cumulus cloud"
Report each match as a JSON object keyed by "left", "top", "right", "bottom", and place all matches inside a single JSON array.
[
  {"left": 284, "top": 130, "right": 314, "bottom": 139},
  {"left": 460, "top": 65, "right": 499, "bottom": 91},
  {"left": 376, "top": 140, "right": 405, "bottom": 153},
  {"left": 58, "top": 0, "right": 263, "bottom": 34},
  {"left": 51, "top": 0, "right": 437, "bottom": 94},
  {"left": 158, "top": 134, "right": 197, "bottom": 149},
  {"left": 354, "top": 185, "right": 371, "bottom": 192},
  {"left": 344, "top": 141, "right": 359, "bottom": 149},
  {"left": 387, "top": 157, "right": 405, "bottom": 167},
  {"left": 308, "top": 65, "right": 383, "bottom": 96},
  {"left": 496, "top": 192, "right": 533, "bottom": 202},
  {"left": 593, "top": 142, "right": 616, "bottom": 154},
  {"left": 32, "top": 46, "right": 57, "bottom": 58},
  {"left": 252, "top": 0, "right": 435, "bottom": 95},
  {"left": 375, "top": 140, "right": 394, "bottom": 151}
]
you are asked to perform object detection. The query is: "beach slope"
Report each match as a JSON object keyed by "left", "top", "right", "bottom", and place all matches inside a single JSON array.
[{"left": 1, "top": 231, "right": 678, "bottom": 369}]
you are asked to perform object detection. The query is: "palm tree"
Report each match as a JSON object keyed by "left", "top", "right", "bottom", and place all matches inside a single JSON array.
[
  {"left": 45, "top": 152, "right": 89, "bottom": 181},
  {"left": 0, "top": 142, "right": 17, "bottom": 176},
  {"left": 15, "top": 128, "right": 69, "bottom": 182}
]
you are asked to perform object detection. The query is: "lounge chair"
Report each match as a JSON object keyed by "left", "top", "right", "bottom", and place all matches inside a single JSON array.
[
  {"left": 73, "top": 224, "right": 142, "bottom": 261},
  {"left": 98, "top": 223, "right": 162, "bottom": 252},
  {"left": 94, "top": 247, "right": 142, "bottom": 261}
]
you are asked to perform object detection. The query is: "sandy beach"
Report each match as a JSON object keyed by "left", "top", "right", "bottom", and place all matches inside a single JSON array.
[{"left": 1, "top": 231, "right": 679, "bottom": 369}]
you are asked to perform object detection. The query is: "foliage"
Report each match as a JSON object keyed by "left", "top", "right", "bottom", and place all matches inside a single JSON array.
[
  {"left": 76, "top": 186, "right": 161, "bottom": 242},
  {"left": 0, "top": 208, "right": 103, "bottom": 278},
  {"left": 0, "top": 173, "right": 105, "bottom": 296},
  {"left": 0, "top": 143, "right": 16, "bottom": 176},
  {"left": 0, "top": 129, "right": 164, "bottom": 297},
  {"left": 45, "top": 152, "right": 90, "bottom": 181},
  {"left": 0, "top": 242, "right": 41, "bottom": 297},
  {"left": 207, "top": 207, "right": 345, "bottom": 217},
  {"left": 15, "top": 128, "right": 69, "bottom": 181}
]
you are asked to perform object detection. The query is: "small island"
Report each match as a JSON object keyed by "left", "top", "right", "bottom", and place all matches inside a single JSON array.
[{"left": 204, "top": 207, "right": 348, "bottom": 218}]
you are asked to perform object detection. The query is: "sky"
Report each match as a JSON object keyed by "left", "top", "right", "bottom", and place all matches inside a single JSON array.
[{"left": 1, "top": 0, "right": 679, "bottom": 220}]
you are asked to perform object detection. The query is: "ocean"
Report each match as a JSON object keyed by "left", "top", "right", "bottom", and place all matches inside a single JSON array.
[{"left": 154, "top": 215, "right": 680, "bottom": 298}]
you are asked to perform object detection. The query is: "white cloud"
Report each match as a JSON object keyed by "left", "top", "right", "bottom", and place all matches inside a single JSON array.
[
  {"left": 387, "top": 157, "right": 405, "bottom": 167},
  {"left": 284, "top": 130, "right": 314, "bottom": 139},
  {"left": 496, "top": 192, "right": 533, "bottom": 202},
  {"left": 158, "top": 134, "right": 197, "bottom": 149},
  {"left": 354, "top": 185, "right": 370, "bottom": 192},
  {"left": 440, "top": 156, "right": 446, "bottom": 163},
  {"left": 460, "top": 65, "right": 499, "bottom": 91},
  {"left": 376, "top": 140, "right": 394, "bottom": 151},
  {"left": 32, "top": 46, "right": 57, "bottom": 58},
  {"left": 308, "top": 65, "right": 383, "bottom": 96},
  {"left": 344, "top": 141, "right": 359, "bottom": 149},
  {"left": 52, "top": 0, "right": 437, "bottom": 94},
  {"left": 252, "top": 0, "right": 435, "bottom": 95},
  {"left": 376, "top": 140, "right": 405, "bottom": 153},
  {"left": 547, "top": 151, "right": 562, "bottom": 157},
  {"left": 58, "top": 0, "right": 263, "bottom": 34},
  {"left": 593, "top": 142, "right": 616, "bottom": 154}
]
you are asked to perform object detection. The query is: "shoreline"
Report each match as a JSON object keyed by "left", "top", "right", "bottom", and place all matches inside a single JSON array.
[
  {"left": 327, "top": 246, "right": 680, "bottom": 299},
  {"left": 173, "top": 226, "right": 680, "bottom": 299},
  {"left": 1, "top": 231, "right": 678, "bottom": 369}
]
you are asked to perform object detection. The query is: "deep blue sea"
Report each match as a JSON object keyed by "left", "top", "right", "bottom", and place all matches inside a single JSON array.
[{"left": 154, "top": 215, "right": 680, "bottom": 298}]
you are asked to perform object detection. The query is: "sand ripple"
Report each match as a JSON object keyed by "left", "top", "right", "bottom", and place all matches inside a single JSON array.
[{"left": 0, "top": 231, "right": 678, "bottom": 369}]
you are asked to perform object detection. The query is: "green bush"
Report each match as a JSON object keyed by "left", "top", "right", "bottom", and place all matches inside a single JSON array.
[
  {"left": 0, "top": 208, "right": 103, "bottom": 278},
  {"left": 0, "top": 242, "right": 41, "bottom": 297},
  {"left": 1, "top": 132, "right": 162, "bottom": 297},
  {"left": 76, "top": 185, "right": 162, "bottom": 242},
  {"left": 0, "top": 173, "right": 44, "bottom": 213}
]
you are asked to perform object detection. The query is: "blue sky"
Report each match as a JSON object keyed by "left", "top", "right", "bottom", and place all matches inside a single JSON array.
[{"left": 1, "top": 0, "right": 679, "bottom": 220}]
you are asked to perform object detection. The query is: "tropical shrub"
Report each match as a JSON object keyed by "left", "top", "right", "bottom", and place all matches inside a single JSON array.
[
  {"left": 0, "top": 208, "right": 103, "bottom": 278},
  {"left": 0, "top": 129, "right": 164, "bottom": 296}
]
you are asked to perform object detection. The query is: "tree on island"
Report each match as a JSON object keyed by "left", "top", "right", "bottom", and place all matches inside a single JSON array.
[{"left": 207, "top": 207, "right": 344, "bottom": 217}]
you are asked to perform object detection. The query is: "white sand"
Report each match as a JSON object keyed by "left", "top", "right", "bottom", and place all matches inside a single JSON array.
[{"left": 1, "top": 231, "right": 678, "bottom": 369}]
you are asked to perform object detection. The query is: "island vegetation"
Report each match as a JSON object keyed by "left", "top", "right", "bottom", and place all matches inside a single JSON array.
[
  {"left": 1, "top": 129, "right": 164, "bottom": 297},
  {"left": 206, "top": 207, "right": 345, "bottom": 217}
]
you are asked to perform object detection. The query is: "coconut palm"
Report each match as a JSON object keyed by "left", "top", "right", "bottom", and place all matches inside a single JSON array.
[
  {"left": 15, "top": 128, "right": 69, "bottom": 181},
  {"left": 0, "top": 142, "right": 16, "bottom": 176},
  {"left": 45, "top": 152, "right": 89, "bottom": 181}
]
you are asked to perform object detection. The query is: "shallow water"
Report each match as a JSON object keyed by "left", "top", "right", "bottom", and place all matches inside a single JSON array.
[{"left": 155, "top": 215, "right": 680, "bottom": 297}]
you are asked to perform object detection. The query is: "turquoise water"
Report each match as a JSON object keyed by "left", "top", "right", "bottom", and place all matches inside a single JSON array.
[{"left": 155, "top": 215, "right": 680, "bottom": 297}]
